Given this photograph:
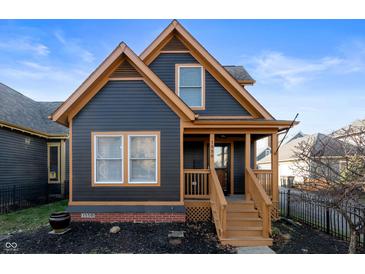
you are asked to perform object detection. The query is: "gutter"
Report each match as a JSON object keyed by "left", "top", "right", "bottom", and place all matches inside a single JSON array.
[{"left": 0, "top": 120, "right": 68, "bottom": 139}]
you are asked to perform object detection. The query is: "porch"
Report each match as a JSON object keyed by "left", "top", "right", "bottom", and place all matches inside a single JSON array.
[{"left": 182, "top": 132, "right": 278, "bottom": 246}]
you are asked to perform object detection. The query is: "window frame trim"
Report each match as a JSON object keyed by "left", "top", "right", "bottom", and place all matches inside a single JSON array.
[
  {"left": 47, "top": 142, "right": 61, "bottom": 184},
  {"left": 175, "top": 64, "right": 205, "bottom": 110},
  {"left": 128, "top": 134, "right": 159, "bottom": 184},
  {"left": 91, "top": 131, "right": 161, "bottom": 187},
  {"left": 93, "top": 133, "right": 124, "bottom": 185}
]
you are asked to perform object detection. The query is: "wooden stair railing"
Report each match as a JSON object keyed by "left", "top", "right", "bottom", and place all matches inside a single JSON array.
[
  {"left": 209, "top": 168, "right": 227, "bottom": 238},
  {"left": 252, "top": 169, "right": 279, "bottom": 219},
  {"left": 246, "top": 167, "right": 273, "bottom": 238}
]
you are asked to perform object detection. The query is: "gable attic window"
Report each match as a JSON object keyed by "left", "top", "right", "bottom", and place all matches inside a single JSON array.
[{"left": 176, "top": 64, "right": 205, "bottom": 110}]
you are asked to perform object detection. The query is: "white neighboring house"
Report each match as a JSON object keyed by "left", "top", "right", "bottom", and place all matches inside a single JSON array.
[{"left": 257, "top": 133, "right": 347, "bottom": 187}]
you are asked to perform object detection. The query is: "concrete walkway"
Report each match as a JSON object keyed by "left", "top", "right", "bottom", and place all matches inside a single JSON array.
[{"left": 236, "top": 246, "right": 275, "bottom": 254}]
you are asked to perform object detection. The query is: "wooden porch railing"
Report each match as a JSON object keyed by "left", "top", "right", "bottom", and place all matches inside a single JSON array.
[
  {"left": 209, "top": 169, "right": 227, "bottom": 238},
  {"left": 253, "top": 169, "right": 273, "bottom": 198},
  {"left": 246, "top": 167, "right": 272, "bottom": 238},
  {"left": 184, "top": 169, "right": 210, "bottom": 199}
]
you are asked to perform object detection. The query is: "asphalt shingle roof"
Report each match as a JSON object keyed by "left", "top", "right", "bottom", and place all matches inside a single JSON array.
[
  {"left": 223, "top": 65, "right": 255, "bottom": 83},
  {"left": 0, "top": 83, "right": 68, "bottom": 136}
]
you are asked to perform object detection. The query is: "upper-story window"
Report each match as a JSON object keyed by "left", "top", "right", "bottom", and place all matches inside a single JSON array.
[{"left": 177, "top": 64, "right": 205, "bottom": 110}]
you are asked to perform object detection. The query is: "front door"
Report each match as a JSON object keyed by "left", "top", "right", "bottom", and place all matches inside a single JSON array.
[{"left": 214, "top": 144, "right": 230, "bottom": 195}]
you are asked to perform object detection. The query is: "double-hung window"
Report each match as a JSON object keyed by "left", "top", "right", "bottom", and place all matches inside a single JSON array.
[
  {"left": 177, "top": 65, "right": 204, "bottom": 109},
  {"left": 94, "top": 135, "right": 123, "bottom": 184},
  {"left": 92, "top": 132, "right": 159, "bottom": 186},
  {"left": 129, "top": 135, "right": 157, "bottom": 184}
]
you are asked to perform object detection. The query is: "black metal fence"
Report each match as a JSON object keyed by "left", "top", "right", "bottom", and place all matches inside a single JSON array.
[
  {"left": 0, "top": 184, "right": 49, "bottom": 214},
  {"left": 279, "top": 188, "right": 365, "bottom": 248}
]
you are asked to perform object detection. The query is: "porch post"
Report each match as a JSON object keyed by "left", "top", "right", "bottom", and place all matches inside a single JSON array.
[
  {"left": 245, "top": 133, "right": 251, "bottom": 200},
  {"left": 271, "top": 132, "right": 279, "bottom": 217},
  {"left": 209, "top": 133, "right": 215, "bottom": 169}
]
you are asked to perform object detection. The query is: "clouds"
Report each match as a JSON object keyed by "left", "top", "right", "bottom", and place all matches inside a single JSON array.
[
  {"left": 54, "top": 30, "right": 95, "bottom": 63},
  {"left": 247, "top": 39, "right": 365, "bottom": 88},
  {"left": 0, "top": 38, "right": 49, "bottom": 56}
]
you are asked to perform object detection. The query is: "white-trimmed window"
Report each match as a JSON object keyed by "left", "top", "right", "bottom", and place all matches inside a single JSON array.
[
  {"left": 128, "top": 135, "right": 158, "bottom": 184},
  {"left": 177, "top": 65, "right": 204, "bottom": 109},
  {"left": 94, "top": 135, "right": 123, "bottom": 184}
]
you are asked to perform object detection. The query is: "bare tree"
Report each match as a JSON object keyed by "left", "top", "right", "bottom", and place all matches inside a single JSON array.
[{"left": 293, "top": 126, "right": 365, "bottom": 253}]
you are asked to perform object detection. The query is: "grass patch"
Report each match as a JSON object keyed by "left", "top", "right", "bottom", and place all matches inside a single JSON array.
[{"left": 0, "top": 200, "right": 67, "bottom": 234}]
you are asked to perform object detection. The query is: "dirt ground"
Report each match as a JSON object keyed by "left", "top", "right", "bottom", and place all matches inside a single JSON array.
[
  {"left": 0, "top": 221, "right": 235, "bottom": 254},
  {"left": 272, "top": 219, "right": 364, "bottom": 254}
]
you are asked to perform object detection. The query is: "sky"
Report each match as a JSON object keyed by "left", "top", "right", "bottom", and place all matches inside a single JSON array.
[{"left": 0, "top": 19, "right": 365, "bottom": 136}]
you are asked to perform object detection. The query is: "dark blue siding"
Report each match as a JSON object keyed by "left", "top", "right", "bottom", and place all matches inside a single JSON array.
[
  {"left": 183, "top": 141, "right": 204, "bottom": 169},
  {"left": 234, "top": 141, "right": 245, "bottom": 194},
  {"left": 72, "top": 80, "right": 180, "bottom": 202},
  {"left": 149, "top": 53, "right": 250, "bottom": 116},
  {"left": 0, "top": 127, "right": 48, "bottom": 188}
]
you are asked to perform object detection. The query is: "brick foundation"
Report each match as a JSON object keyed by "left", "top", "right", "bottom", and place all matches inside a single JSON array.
[{"left": 71, "top": 212, "right": 186, "bottom": 223}]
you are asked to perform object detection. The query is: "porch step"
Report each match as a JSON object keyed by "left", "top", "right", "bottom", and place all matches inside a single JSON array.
[
  {"left": 220, "top": 236, "right": 273, "bottom": 247},
  {"left": 224, "top": 226, "right": 263, "bottom": 237},
  {"left": 227, "top": 209, "right": 259, "bottom": 218},
  {"left": 227, "top": 217, "right": 263, "bottom": 227}
]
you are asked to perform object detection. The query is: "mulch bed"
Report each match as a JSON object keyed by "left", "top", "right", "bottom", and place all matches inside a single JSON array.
[
  {"left": 0, "top": 221, "right": 235, "bottom": 254},
  {"left": 272, "top": 218, "right": 365, "bottom": 254}
]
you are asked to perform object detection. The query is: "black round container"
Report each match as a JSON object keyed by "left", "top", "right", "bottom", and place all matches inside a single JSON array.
[{"left": 49, "top": 212, "right": 70, "bottom": 232}]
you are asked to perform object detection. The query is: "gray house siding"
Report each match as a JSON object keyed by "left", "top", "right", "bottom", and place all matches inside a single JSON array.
[
  {"left": 71, "top": 80, "right": 181, "bottom": 202},
  {"left": 149, "top": 53, "right": 250, "bottom": 116},
  {"left": 0, "top": 127, "right": 48, "bottom": 188}
]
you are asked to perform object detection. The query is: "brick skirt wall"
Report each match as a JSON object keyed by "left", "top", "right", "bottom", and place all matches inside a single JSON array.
[{"left": 71, "top": 212, "right": 186, "bottom": 223}]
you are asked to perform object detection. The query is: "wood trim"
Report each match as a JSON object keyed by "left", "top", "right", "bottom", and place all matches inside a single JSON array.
[
  {"left": 184, "top": 128, "right": 278, "bottom": 134},
  {"left": 109, "top": 77, "right": 144, "bottom": 81},
  {"left": 139, "top": 20, "right": 274, "bottom": 120},
  {"left": 245, "top": 133, "right": 251, "bottom": 200},
  {"left": 271, "top": 132, "right": 279, "bottom": 207},
  {"left": 197, "top": 116, "right": 252, "bottom": 120},
  {"left": 91, "top": 131, "right": 161, "bottom": 187},
  {"left": 180, "top": 120, "right": 184, "bottom": 202},
  {"left": 230, "top": 143, "right": 234, "bottom": 195},
  {"left": 69, "top": 118, "right": 73, "bottom": 203},
  {"left": 253, "top": 139, "right": 257, "bottom": 170},
  {"left": 69, "top": 201, "right": 184, "bottom": 206},
  {"left": 0, "top": 121, "right": 68, "bottom": 139},
  {"left": 52, "top": 43, "right": 196, "bottom": 125},
  {"left": 175, "top": 63, "right": 206, "bottom": 111},
  {"left": 60, "top": 140, "right": 66, "bottom": 195},
  {"left": 47, "top": 142, "right": 61, "bottom": 184},
  {"left": 159, "top": 50, "right": 190, "bottom": 54}
]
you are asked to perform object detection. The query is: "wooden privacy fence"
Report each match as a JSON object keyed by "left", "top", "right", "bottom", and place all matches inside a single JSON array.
[
  {"left": 279, "top": 189, "right": 365, "bottom": 249},
  {"left": 184, "top": 169, "right": 210, "bottom": 199}
]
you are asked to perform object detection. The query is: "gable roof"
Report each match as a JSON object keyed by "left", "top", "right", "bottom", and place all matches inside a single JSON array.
[
  {"left": 0, "top": 83, "right": 68, "bottom": 137},
  {"left": 51, "top": 43, "right": 196, "bottom": 126},
  {"left": 140, "top": 20, "right": 273, "bottom": 120},
  {"left": 258, "top": 133, "right": 349, "bottom": 164},
  {"left": 331, "top": 118, "right": 365, "bottom": 139}
]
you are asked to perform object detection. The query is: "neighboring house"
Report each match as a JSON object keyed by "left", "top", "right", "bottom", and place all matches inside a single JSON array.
[
  {"left": 51, "top": 20, "right": 296, "bottom": 246},
  {"left": 257, "top": 133, "right": 347, "bottom": 187},
  {"left": 0, "top": 83, "right": 69, "bottom": 201},
  {"left": 331, "top": 118, "right": 365, "bottom": 140}
]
